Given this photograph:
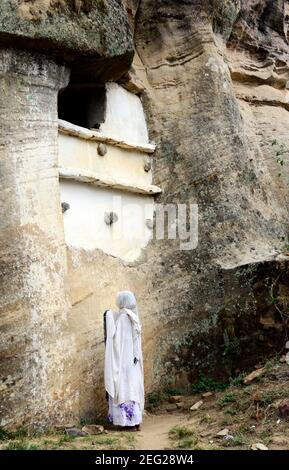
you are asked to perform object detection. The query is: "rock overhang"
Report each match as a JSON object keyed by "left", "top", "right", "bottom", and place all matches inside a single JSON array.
[{"left": 0, "top": 0, "right": 134, "bottom": 82}]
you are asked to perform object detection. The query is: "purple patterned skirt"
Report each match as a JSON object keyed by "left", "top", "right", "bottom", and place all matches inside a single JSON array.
[{"left": 108, "top": 395, "right": 142, "bottom": 427}]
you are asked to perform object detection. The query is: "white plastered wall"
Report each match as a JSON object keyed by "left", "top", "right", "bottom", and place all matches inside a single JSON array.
[
  {"left": 58, "top": 83, "right": 157, "bottom": 262},
  {"left": 60, "top": 181, "right": 154, "bottom": 261},
  {"left": 100, "top": 83, "right": 149, "bottom": 145}
]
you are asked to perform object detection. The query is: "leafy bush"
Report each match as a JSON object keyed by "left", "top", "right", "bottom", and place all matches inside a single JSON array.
[
  {"left": 229, "top": 372, "right": 246, "bottom": 387},
  {"left": 146, "top": 391, "right": 165, "bottom": 410},
  {"left": 218, "top": 392, "right": 237, "bottom": 408},
  {"left": 0, "top": 428, "right": 11, "bottom": 441}
]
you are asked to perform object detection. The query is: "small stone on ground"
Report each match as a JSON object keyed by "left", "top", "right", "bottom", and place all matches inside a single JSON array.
[
  {"left": 82, "top": 425, "right": 104, "bottom": 435},
  {"left": 243, "top": 368, "right": 264, "bottom": 384},
  {"left": 190, "top": 400, "right": 203, "bottom": 411},
  {"left": 65, "top": 427, "right": 88, "bottom": 437},
  {"left": 216, "top": 428, "right": 229, "bottom": 437},
  {"left": 251, "top": 443, "right": 268, "bottom": 450}
]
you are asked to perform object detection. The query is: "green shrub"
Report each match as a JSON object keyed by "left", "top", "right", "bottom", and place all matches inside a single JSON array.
[
  {"left": 229, "top": 372, "right": 246, "bottom": 387},
  {"left": 0, "top": 428, "right": 11, "bottom": 441},
  {"left": 218, "top": 392, "right": 237, "bottom": 408}
]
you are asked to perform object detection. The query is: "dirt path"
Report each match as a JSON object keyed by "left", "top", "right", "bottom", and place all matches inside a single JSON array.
[{"left": 135, "top": 413, "right": 185, "bottom": 450}]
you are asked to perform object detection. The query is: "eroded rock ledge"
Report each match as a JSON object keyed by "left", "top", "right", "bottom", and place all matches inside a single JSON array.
[{"left": 0, "top": 0, "right": 134, "bottom": 82}]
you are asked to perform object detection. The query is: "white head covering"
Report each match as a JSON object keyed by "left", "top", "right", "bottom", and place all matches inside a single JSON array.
[
  {"left": 116, "top": 290, "right": 141, "bottom": 334},
  {"left": 116, "top": 290, "right": 137, "bottom": 311}
]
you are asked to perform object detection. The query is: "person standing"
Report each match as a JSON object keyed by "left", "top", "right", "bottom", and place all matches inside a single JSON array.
[{"left": 104, "top": 291, "right": 144, "bottom": 431}]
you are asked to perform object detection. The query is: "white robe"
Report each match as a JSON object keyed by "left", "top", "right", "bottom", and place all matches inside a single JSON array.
[{"left": 104, "top": 308, "right": 144, "bottom": 412}]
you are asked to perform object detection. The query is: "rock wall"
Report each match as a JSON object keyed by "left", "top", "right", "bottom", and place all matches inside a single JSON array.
[
  {"left": 0, "top": 1, "right": 135, "bottom": 428},
  {"left": 0, "top": 50, "right": 72, "bottom": 428},
  {"left": 1, "top": 0, "right": 289, "bottom": 429},
  {"left": 130, "top": 0, "right": 289, "bottom": 387}
]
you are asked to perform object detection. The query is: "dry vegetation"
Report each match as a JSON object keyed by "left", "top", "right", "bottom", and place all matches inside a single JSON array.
[
  {"left": 0, "top": 427, "right": 136, "bottom": 451},
  {"left": 166, "top": 359, "right": 289, "bottom": 450},
  {"left": 1, "top": 358, "right": 289, "bottom": 450}
]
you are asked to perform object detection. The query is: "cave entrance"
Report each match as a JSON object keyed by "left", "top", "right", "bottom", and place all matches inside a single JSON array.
[{"left": 58, "top": 84, "right": 106, "bottom": 130}]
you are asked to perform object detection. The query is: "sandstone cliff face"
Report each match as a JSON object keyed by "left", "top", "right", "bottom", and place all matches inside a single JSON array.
[
  {"left": 1, "top": 0, "right": 289, "bottom": 429},
  {"left": 0, "top": 1, "right": 134, "bottom": 429},
  {"left": 131, "top": 0, "right": 289, "bottom": 386}
]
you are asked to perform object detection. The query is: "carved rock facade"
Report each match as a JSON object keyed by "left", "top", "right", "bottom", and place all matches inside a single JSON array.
[{"left": 1, "top": 0, "right": 289, "bottom": 429}]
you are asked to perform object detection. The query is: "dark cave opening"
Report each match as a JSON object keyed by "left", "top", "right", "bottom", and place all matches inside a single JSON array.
[{"left": 58, "top": 83, "right": 106, "bottom": 130}]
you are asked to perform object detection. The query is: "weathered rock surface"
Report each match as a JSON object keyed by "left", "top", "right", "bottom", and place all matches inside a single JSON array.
[
  {"left": 82, "top": 424, "right": 104, "bottom": 435},
  {"left": 0, "top": 49, "right": 73, "bottom": 429},
  {"left": 216, "top": 428, "right": 230, "bottom": 438},
  {"left": 2, "top": 0, "right": 289, "bottom": 430},
  {"left": 244, "top": 368, "right": 265, "bottom": 384},
  {"left": 165, "top": 404, "right": 178, "bottom": 412},
  {"left": 251, "top": 442, "right": 269, "bottom": 451},
  {"left": 190, "top": 400, "right": 203, "bottom": 411},
  {"left": 168, "top": 395, "right": 183, "bottom": 403},
  {"left": 65, "top": 427, "right": 88, "bottom": 437},
  {"left": 131, "top": 0, "right": 289, "bottom": 390},
  {"left": 0, "top": 1, "right": 133, "bottom": 429},
  {"left": 202, "top": 392, "right": 214, "bottom": 398},
  {"left": 0, "top": 0, "right": 134, "bottom": 81}
]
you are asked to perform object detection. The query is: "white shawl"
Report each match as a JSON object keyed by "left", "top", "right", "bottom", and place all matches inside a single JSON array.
[{"left": 104, "top": 308, "right": 144, "bottom": 410}]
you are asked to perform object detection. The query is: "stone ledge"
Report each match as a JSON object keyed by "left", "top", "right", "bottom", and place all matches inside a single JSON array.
[
  {"left": 0, "top": 1, "right": 133, "bottom": 66},
  {"left": 59, "top": 167, "right": 162, "bottom": 196},
  {"left": 58, "top": 119, "right": 156, "bottom": 154},
  {"left": 0, "top": 1, "right": 134, "bottom": 84}
]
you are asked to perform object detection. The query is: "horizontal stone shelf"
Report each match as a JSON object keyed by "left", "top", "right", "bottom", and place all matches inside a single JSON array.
[
  {"left": 58, "top": 119, "right": 156, "bottom": 154},
  {"left": 59, "top": 167, "right": 162, "bottom": 195}
]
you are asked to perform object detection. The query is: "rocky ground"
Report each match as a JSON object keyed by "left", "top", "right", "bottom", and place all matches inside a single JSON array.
[
  {"left": 158, "top": 360, "right": 289, "bottom": 450},
  {"left": 1, "top": 357, "right": 289, "bottom": 450}
]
